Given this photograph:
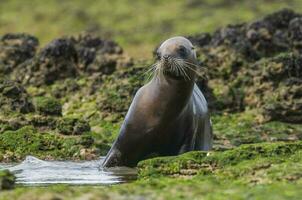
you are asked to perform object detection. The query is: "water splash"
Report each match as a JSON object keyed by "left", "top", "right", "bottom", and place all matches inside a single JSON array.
[{"left": 0, "top": 156, "right": 137, "bottom": 186}]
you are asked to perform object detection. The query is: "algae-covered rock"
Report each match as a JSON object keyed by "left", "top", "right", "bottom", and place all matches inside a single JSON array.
[
  {"left": 187, "top": 9, "right": 302, "bottom": 122},
  {"left": 50, "top": 78, "right": 80, "bottom": 98},
  {"left": 212, "top": 112, "right": 302, "bottom": 149},
  {"left": 0, "top": 170, "right": 15, "bottom": 190},
  {"left": 0, "top": 79, "right": 34, "bottom": 113},
  {"left": 247, "top": 53, "right": 302, "bottom": 123},
  {"left": 138, "top": 141, "right": 302, "bottom": 179},
  {"left": 78, "top": 135, "right": 94, "bottom": 148},
  {"left": 14, "top": 38, "right": 78, "bottom": 86},
  {"left": 0, "top": 33, "right": 39, "bottom": 74},
  {"left": 33, "top": 96, "right": 62, "bottom": 116},
  {"left": 97, "top": 65, "right": 146, "bottom": 120},
  {"left": 56, "top": 117, "right": 90, "bottom": 135},
  {"left": 28, "top": 115, "right": 58, "bottom": 130},
  {"left": 0, "top": 126, "right": 96, "bottom": 162}
]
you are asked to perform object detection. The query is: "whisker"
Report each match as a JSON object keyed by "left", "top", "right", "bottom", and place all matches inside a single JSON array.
[
  {"left": 174, "top": 60, "right": 190, "bottom": 81},
  {"left": 143, "top": 63, "right": 157, "bottom": 75},
  {"left": 174, "top": 58, "right": 208, "bottom": 73},
  {"left": 183, "top": 64, "right": 206, "bottom": 79}
]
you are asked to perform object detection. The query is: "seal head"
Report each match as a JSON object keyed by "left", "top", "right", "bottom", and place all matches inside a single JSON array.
[{"left": 155, "top": 36, "right": 198, "bottom": 80}]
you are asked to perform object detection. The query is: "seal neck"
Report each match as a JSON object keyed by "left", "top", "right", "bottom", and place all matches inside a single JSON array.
[{"left": 151, "top": 75, "right": 195, "bottom": 108}]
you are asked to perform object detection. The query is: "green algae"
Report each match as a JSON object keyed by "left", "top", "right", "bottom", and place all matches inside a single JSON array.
[
  {"left": 0, "top": 126, "right": 85, "bottom": 162},
  {"left": 1, "top": 141, "right": 302, "bottom": 199},
  {"left": 96, "top": 65, "right": 147, "bottom": 121},
  {"left": 138, "top": 141, "right": 302, "bottom": 178},
  {"left": 212, "top": 112, "right": 302, "bottom": 148},
  {"left": 33, "top": 96, "right": 62, "bottom": 116},
  {"left": 56, "top": 117, "right": 90, "bottom": 135}
]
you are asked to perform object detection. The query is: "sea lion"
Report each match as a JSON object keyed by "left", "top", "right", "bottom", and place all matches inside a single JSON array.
[{"left": 102, "top": 36, "right": 213, "bottom": 167}]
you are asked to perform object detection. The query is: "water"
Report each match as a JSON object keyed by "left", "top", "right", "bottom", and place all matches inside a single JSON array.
[{"left": 0, "top": 156, "right": 137, "bottom": 186}]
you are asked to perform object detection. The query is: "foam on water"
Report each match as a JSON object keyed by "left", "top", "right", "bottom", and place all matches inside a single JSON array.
[{"left": 0, "top": 156, "right": 137, "bottom": 186}]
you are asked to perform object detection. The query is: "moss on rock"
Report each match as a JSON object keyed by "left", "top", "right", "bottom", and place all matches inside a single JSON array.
[
  {"left": 0, "top": 33, "right": 39, "bottom": 75},
  {"left": 33, "top": 96, "right": 62, "bottom": 116},
  {"left": 0, "top": 126, "right": 93, "bottom": 162},
  {"left": 0, "top": 79, "right": 34, "bottom": 114},
  {"left": 187, "top": 9, "right": 302, "bottom": 123},
  {"left": 56, "top": 117, "right": 90, "bottom": 135},
  {"left": 138, "top": 141, "right": 302, "bottom": 181},
  {"left": 97, "top": 65, "right": 147, "bottom": 121}
]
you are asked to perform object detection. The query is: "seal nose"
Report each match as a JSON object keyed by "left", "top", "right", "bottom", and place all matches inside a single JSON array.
[{"left": 162, "top": 55, "right": 170, "bottom": 61}]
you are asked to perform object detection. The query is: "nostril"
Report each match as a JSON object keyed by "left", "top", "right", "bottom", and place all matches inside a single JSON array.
[{"left": 163, "top": 55, "right": 169, "bottom": 60}]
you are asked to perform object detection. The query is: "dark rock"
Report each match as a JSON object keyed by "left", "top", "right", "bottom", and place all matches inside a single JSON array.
[
  {"left": 14, "top": 38, "right": 78, "bottom": 86},
  {"left": 7, "top": 34, "right": 132, "bottom": 86},
  {"left": 0, "top": 33, "right": 38, "bottom": 74},
  {"left": 78, "top": 135, "right": 94, "bottom": 148},
  {"left": 70, "top": 33, "right": 131, "bottom": 75},
  {"left": 0, "top": 79, "right": 34, "bottom": 113},
  {"left": 187, "top": 33, "right": 211, "bottom": 47},
  {"left": 0, "top": 170, "right": 15, "bottom": 190},
  {"left": 288, "top": 17, "right": 302, "bottom": 53},
  {"left": 263, "top": 8, "right": 301, "bottom": 29}
]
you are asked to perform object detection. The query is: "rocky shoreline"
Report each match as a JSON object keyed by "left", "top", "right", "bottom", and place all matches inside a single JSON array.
[{"left": 0, "top": 9, "right": 301, "bottom": 199}]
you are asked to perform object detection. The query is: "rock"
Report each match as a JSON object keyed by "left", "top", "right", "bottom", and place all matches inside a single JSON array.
[
  {"left": 14, "top": 38, "right": 78, "bottom": 86},
  {"left": 78, "top": 135, "right": 94, "bottom": 148},
  {"left": 187, "top": 9, "right": 302, "bottom": 122},
  {"left": 97, "top": 66, "right": 146, "bottom": 120},
  {"left": 0, "top": 170, "right": 15, "bottom": 190},
  {"left": 250, "top": 53, "right": 302, "bottom": 123},
  {"left": 70, "top": 33, "right": 133, "bottom": 74},
  {"left": 187, "top": 33, "right": 212, "bottom": 47},
  {"left": 56, "top": 117, "right": 90, "bottom": 135},
  {"left": 5, "top": 33, "right": 133, "bottom": 86},
  {"left": 33, "top": 96, "right": 62, "bottom": 116},
  {"left": 0, "top": 78, "right": 34, "bottom": 113},
  {"left": 0, "top": 33, "right": 39, "bottom": 74},
  {"left": 288, "top": 17, "right": 302, "bottom": 53}
]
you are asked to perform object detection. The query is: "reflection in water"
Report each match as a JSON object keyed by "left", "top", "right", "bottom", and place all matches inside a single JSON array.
[{"left": 0, "top": 156, "right": 137, "bottom": 186}]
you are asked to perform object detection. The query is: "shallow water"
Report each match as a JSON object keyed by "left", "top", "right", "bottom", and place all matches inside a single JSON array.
[{"left": 0, "top": 156, "right": 137, "bottom": 186}]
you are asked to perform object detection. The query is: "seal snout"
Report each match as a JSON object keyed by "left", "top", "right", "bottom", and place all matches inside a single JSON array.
[{"left": 162, "top": 54, "right": 170, "bottom": 62}]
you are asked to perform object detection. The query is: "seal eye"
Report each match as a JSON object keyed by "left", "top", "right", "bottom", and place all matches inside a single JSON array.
[{"left": 178, "top": 46, "right": 187, "bottom": 57}]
